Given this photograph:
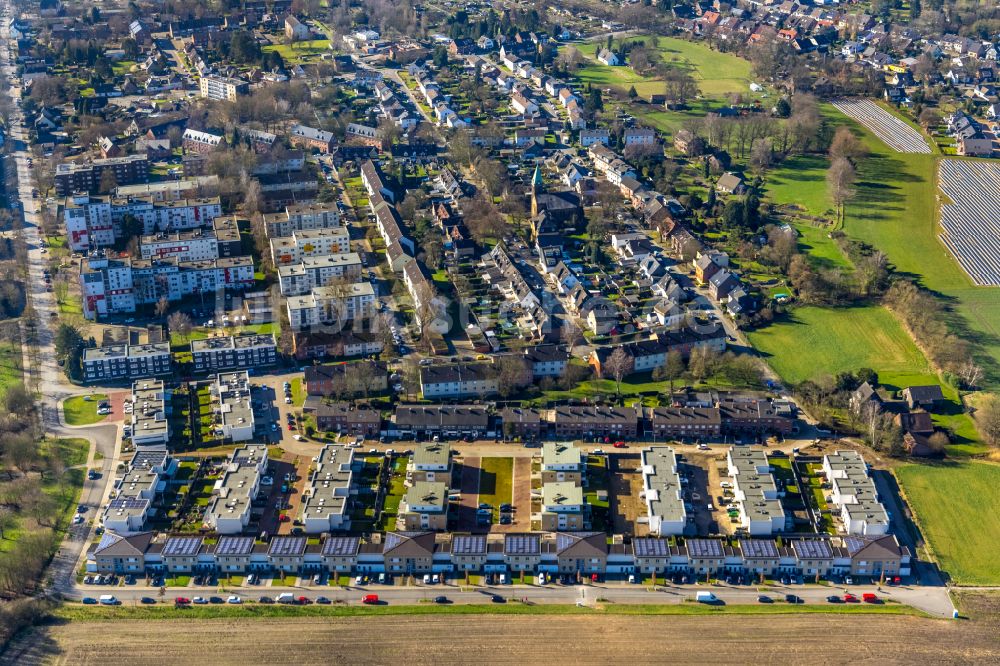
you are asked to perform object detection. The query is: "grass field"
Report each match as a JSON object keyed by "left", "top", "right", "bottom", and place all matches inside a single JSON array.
[
  {"left": 746, "top": 305, "right": 933, "bottom": 385},
  {"left": 0, "top": 337, "right": 23, "bottom": 396},
  {"left": 895, "top": 462, "right": 1000, "bottom": 585},
  {"left": 62, "top": 394, "right": 109, "bottom": 426},
  {"left": 262, "top": 39, "right": 330, "bottom": 64},
  {"left": 13, "top": 608, "right": 997, "bottom": 664},
  {"left": 571, "top": 36, "right": 756, "bottom": 136},
  {"left": 477, "top": 457, "right": 513, "bottom": 518}
]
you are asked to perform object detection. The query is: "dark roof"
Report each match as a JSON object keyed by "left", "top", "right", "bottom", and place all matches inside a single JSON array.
[
  {"left": 686, "top": 538, "right": 724, "bottom": 558},
  {"left": 215, "top": 536, "right": 255, "bottom": 556},
  {"left": 451, "top": 535, "right": 487, "bottom": 555},
  {"left": 739, "top": 538, "right": 779, "bottom": 559},
  {"left": 321, "top": 535, "right": 361, "bottom": 557},
  {"left": 904, "top": 385, "right": 944, "bottom": 402},
  {"left": 792, "top": 539, "right": 834, "bottom": 559},
  {"left": 383, "top": 531, "right": 436, "bottom": 557},
  {"left": 420, "top": 363, "right": 496, "bottom": 385},
  {"left": 504, "top": 534, "right": 540, "bottom": 555},
  {"left": 633, "top": 537, "right": 669, "bottom": 558},
  {"left": 268, "top": 536, "right": 307, "bottom": 556},
  {"left": 555, "top": 532, "right": 607, "bottom": 557},
  {"left": 163, "top": 536, "right": 203, "bottom": 556},
  {"left": 94, "top": 531, "right": 154, "bottom": 557}
]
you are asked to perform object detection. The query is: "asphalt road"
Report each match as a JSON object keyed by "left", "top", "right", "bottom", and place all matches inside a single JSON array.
[
  {"left": 73, "top": 577, "right": 956, "bottom": 616},
  {"left": 1, "top": 1, "right": 123, "bottom": 595}
]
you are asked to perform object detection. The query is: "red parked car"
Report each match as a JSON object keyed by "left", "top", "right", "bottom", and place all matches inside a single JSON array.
[
  {"left": 862, "top": 593, "right": 879, "bottom": 603},
  {"left": 362, "top": 594, "right": 379, "bottom": 605},
  {"left": 843, "top": 593, "right": 859, "bottom": 603},
  {"left": 175, "top": 597, "right": 191, "bottom": 605},
  {"left": 297, "top": 596, "right": 310, "bottom": 604},
  {"left": 613, "top": 442, "right": 627, "bottom": 448}
]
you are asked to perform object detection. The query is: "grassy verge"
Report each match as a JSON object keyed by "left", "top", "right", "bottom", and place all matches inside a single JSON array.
[
  {"left": 55, "top": 600, "right": 923, "bottom": 621},
  {"left": 62, "top": 394, "right": 108, "bottom": 426}
]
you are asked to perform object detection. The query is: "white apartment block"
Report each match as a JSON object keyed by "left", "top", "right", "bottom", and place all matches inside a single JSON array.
[
  {"left": 277, "top": 252, "right": 363, "bottom": 296},
  {"left": 130, "top": 379, "right": 169, "bottom": 446},
  {"left": 62, "top": 194, "right": 223, "bottom": 251},
  {"left": 641, "top": 447, "right": 686, "bottom": 537},
  {"left": 140, "top": 229, "right": 219, "bottom": 262},
  {"left": 269, "top": 227, "right": 351, "bottom": 265},
  {"left": 301, "top": 444, "right": 357, "bottom": 533},
  {"left": 822, "top": 451, "right": 890, "bottom": 536},
  {"left": 212, "top": 372, "right": 255, "bottom": 442},
  {"left": 203, "top": 444, "right": 268, "bottom": 534},
  {"left": 263, "top": 203, "right": 341, "bottom": 238},
  {"left": 726, "top": 447, "right": 786, "bottom": 536},
  {"left": 285, "top": 282, "right": 376, "bottom": 331}
]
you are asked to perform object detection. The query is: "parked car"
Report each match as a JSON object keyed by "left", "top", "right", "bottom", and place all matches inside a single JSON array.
[
  {"left": 757, "top": 595, "right": 773, "bottom": 603},
  {"left": 140, "top": 597, "right": 156, "bottom": 604},
  {"left": 434, "top": 596, "right": 449, "bottom": 604},
  {"left": 362, "top": 594, "right": 379, "bottom": 604},
  {"left": 316, "top": 596, "right": 331, "bottom": 604},
  {"left": 843, "top": 594, "right": 859, "bottom": 603},
  {"left": 82, "top": 597, "right": 98, "bottom": 605},
  {"left": 862, "top": 593, "right": 879, "bottom": 603},
  {"left": 227, "top": 595, "right": 242, "bottom": 604}
]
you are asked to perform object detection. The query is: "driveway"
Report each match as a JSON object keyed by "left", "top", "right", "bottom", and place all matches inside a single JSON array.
[{"left": 455, "top": 455, "right": 481, "bottom": 532}]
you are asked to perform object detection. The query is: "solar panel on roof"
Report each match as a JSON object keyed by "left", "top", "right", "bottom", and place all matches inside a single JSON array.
[
  {"left": 739, "top": 539, "right": 778, "bottom": 559},
  {"left": 269, "top": 536, "right": 306, "bottom": 556},
  {"left": 794, "top": 539, "right": 833, "bottom": 559},
  {"left": 504, "top": 535, "right": 539, "bottom": 555},
  {"left": 322, "top": 536, "right": 360, "bottom": 556},
  {"left": 633, "top": 538, "right": 668, "bottom": 558},
  {"left": 109, "top": 497, "right": 148, "bottom": 509},
  {"left": 216, "top": 536, "right": 254, "bottom": 556},
  {"left": 686, "top": 539, "right": 723, "bottom": 558},
  {"left": 452, "top": 535, "right": 486, "bottom": 555},
  {"left": 163, "top": 536, "right": 203, "bottom": 556}
]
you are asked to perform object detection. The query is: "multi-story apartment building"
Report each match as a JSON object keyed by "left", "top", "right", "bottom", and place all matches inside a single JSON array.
[
  {"left": 301, "top": 445, "right": 357, "bottom": 533},
  {"left": 263, "top": 203, "right": 341, "bottom": 238},
  {"left": 140, "top": 228, "right": 220, "bottom": 262},
  {"left": 288, "top": 124, "right": 335, "bottom": 153},
  {"left": 276, "top": 253, "right": 363, "bottom": 296},
  {"left": 130, "top": 379, "right": 170, "bottom": 446},
  {"left": 641, "top": 447, "right": 686, "bottom": 536},
  {"left": 62, "top": 194, "right": 223, "bottom": 251},
  {"left": 199, "top": 75, "right": 249, "bottom": 101},
  {"left": 212, "top": 372, "right": 255, "bottom": 442},
  {"left": 822, "top": 451, "right": 890, "bottom": 536},
  {"left": 419, "top": 363, "right": 498, "bottom": 399},
  {"left": 80, "top": 253, "right": 254, "bottom": 319},
  {"left": 82, "top": 343, "right": 172, "bottom": 383},
  {"left": 539, "top": 481, "right": 584, "bottom": 531},
  {"left": 397, "top": 481, "right": 449, "bottom": 531},
  {"left": 54, "top": 154, "right": 150, "bottom": 195},
  {"left": 407, "top": 442, "right": 452, "bottom": 485},
  {"left": 727, "top": 447, "right": 787, "bottom": 536},
  {"left": 203, "top": 444, "right": 267, "bottom": 534},
  {"left": 190, "top": 334, "right": 277, "bottom": 373},
  {"left": 285, "top": 283, "right": 376, "bottom": 331},
  {"left": 182, "top": 128, "right": 225, "bottom": 155},
  {"left": 539, "top": 442, "right": 584, "bottom": 485},
  {"left": 269, "top": 227, "right": 351, "bottom": 265}
]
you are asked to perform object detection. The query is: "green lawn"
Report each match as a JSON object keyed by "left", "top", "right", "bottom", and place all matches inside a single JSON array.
[
  {"left": 765, "top": 153, "right": 836, "bottom": 220},
  {"left": 63, "top": 394, "right": 109, "bottom": 426},
  {"left": 56, "top": 600, "right": 921, "bottom": 621},
  {"left": 289, "top": 377, "right": 305, "bottom": 407},
  {"left": 0, "top": 337, "right": 23, "bottom": 396},
  {"left": 746, "top": 305, "right": 933, "bottom": 386},
  {"left": 477, "top": 457, "right": 513, "bottom": 518},
  {"left": 575, "top": 37, "right": 752, "bottom": 98},
  {"left": 376, "top": 458, "right": 408, "bottom": 531},
  {"left": 824, "top": 102, "right": 1000, "bottom": 389},
  {"left": 262, "top": 39, "right": 330, "bottom": 64},
  {"left": 895, "top": 462, "right": 1000, "bottom": 585}
]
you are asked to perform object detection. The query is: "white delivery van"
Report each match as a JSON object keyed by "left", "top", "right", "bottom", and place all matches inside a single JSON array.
[
  {"left": 696, "top": 591, "right": 717, "bottom": 603},
  {"left": 98, "top": 595, "right": 118, "bottom": 605},
  {"left": 276, "top": 593, "right": 296, "bottom": 604}
]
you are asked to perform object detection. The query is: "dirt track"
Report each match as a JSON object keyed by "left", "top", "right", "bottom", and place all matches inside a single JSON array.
[{"left": 7, "top": 612, "right": 999, "bottom": 665}]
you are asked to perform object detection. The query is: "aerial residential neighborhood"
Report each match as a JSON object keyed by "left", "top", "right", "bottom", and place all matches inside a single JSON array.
[{"left": 0, "top": 0, "right": 998, "bottom": 661}]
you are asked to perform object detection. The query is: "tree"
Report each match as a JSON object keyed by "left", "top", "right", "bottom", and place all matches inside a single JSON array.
[
  {"left": 54, "top": 323, "right": 84, "bottom": 360},
  {"left": 652, "top": 351, "right": 685, "bottom": 395},
  {"left": 560, "top": 320, "right": 582, "bottom": 355},
  {"left": 603, "top": 347, "right": 633, "bottom": 396},
  {"left": 826, "top": 156, "right": 856, "bottom": 224},
  {"left": 974, "top": 393, "right": 1000, "bottom": 448},
  {"left": 98, "top": 168, "right": 118, "bottom": 194},
  {"left": 749, "top": 138, "right": 773, "bottom": 174},
  {"left": 167, "top": 311, "right": 193, "bottom": 339},
  {"left": 497, "top": 357, "right": 530, "bottom": 398},
  {"left": 155, "top": 297, "right": 170, "bottom": 318},
  {"left": 829, "top": 126, "right": 867, "bottom": 164}
]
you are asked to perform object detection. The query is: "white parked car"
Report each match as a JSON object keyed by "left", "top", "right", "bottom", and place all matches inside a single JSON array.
[{"left": 227, "top": 595, "right": 242, "bottom": 604}]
